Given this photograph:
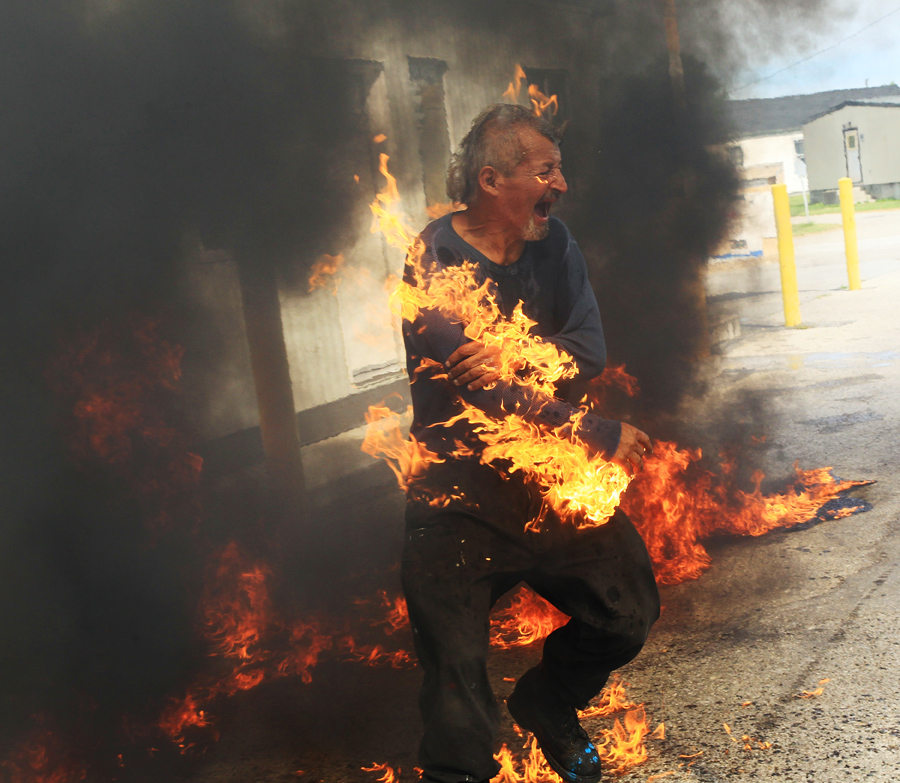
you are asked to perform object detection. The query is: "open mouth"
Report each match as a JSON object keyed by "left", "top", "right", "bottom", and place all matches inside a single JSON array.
[{"left": 533, "top": 199, "right": 554, "bottom": 221}]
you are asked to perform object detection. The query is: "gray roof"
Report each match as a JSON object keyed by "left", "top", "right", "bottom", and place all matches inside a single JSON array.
[
  {"left": 805, "top": 97, "right": 900, "bottom": 123},
  {"left": 727, "top": 85, "right": 900, "bottom": 138}
]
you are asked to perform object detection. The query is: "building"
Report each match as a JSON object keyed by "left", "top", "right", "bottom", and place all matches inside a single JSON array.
[
  {"left": 185, "top": 0, "right": 622, "bottom": 492},
  {"left": 726, "top": 84, "right": 900, "bottom": 195},
  {"left": 803, "top": 99, "right": 900, "bottom": 204}
]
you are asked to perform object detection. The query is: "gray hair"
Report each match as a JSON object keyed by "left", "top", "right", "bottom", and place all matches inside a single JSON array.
[{"left": 446, "top": 103, "right": 564, "bottom": 205}]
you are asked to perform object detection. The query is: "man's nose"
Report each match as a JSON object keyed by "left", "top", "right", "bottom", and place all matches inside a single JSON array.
[{"left": 552, "top": 169, "right": 568, "bottom": 194}]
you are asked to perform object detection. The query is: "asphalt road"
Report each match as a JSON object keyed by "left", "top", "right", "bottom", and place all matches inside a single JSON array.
[
  {"left": 151, "top": 210, "right": 900, "bottom": 783},
  {"left": 707, "top": 208, "right": 900, "bottom": 328},
  {"left": 618, "top": 210, "right": 900, "bottom": 781}
]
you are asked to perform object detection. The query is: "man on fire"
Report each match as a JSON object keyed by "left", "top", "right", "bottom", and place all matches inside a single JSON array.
[{"left": 401, "top": 103, "right": 660, "bottom": 783}]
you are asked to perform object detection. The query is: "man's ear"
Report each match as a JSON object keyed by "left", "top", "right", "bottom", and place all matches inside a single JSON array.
[{"left": 478, "top": 165, "right": 500, "bottom": 196}]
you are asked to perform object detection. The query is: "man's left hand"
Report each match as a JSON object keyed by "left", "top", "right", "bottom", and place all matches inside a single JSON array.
[{"left": 446, "top": 340, "right": 501, "bottom": 391}]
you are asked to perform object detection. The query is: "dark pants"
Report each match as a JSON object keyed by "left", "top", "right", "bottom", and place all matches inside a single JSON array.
[{"left": 401, "top": 463, "right": 660, "bottom": 783}]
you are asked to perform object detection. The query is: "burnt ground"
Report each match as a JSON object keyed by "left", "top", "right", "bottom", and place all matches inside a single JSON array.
[{"left": 117, "top": 223, "right": 900, "bottom": 783}]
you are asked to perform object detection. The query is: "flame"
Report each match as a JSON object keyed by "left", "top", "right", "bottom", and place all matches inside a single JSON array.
[
  {"left": 579, "top": 679, "right": 638, "bottom": 718},
  {"left": 494, "top": 737, "right": 555, "bottom": 782},
  {"left": 624, "top": 442, "right": 871, "bottom": 585},
  {"left": 501, "top": 64, "right": 558, "bottom": 119},
  {"left": 365, "top": 153, "right": 633, "bottom": 528},
  {"left": 360, "top": 401, "right": 445, "bottom": 494},
  {"left": 444, "top": 404, "right": 632, "bottom": 530},
  {"left": 797, "top": 679, "right": 829, "bottom": 699},
  {"left": 596, "top": 706, "right": 652, "bottom": 775},
  {"left": 355, "top": 589, "right": 410, "bottom": 634},
  {"left": 46, "top": 313, "right": 203, "bottom": 531},
  {"left": 0, "top": 727, "right": 88, "bottom": 783},
  {"left": 159, "top": 544, "right": 412, "bottom": 751},
  {"left": 362, "top": 762, "right": 400, "bottom": 783},
  {"left": 527, "top": 83, "right": 558, "bottom": 118},
  {"left": 501, "top": 64, "right": 528, "bottom": 103},
  {"left": 490, "top": 586, "right": 568, "bottom": 648},
  {"left": 308, "top": 253, "right": 345, "bottom": 293},
  {"left": 497, "top": 704, "right": 657, "bottom": 780}
]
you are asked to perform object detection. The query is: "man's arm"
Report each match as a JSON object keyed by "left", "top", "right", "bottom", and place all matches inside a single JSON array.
[
  {"left": 442, "top": 234, "right": 651, "bottom": 471},
  {"left": 411, "top": 304, "right": 622, "bottom": 460},
  {"left": 543, "top": 237, "right": 607, "bottom": 380}
]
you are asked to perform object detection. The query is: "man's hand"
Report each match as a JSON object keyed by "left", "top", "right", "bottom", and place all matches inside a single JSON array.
[
  {"left": 446, "top": 340, "right": 501, "bottom": 391},
  {"left": 613, "top": 422, "right": 652, "bottom": 474}
]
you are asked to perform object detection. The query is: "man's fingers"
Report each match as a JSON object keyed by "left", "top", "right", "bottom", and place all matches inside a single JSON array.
[
  {"left": 446, "top": 341, "right": 482, "bottom": 370},
  {"left": 466, "top": 370, "right": 500, "bottom": 391},
  {"left": 448, "top": 350, "right": 492, "bottom": 380},
  {"left": 454, "top": 363, "right": 495, "bottom": 387}
]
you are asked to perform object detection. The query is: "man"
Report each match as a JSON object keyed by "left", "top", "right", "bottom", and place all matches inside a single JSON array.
[{"left": 401, "top": 103, "right": 660, "bottom": 783}]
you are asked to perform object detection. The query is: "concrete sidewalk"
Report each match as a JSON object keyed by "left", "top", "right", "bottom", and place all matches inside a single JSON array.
[{"left": 621, "top": 269, "right": 900, "bottom": 781}]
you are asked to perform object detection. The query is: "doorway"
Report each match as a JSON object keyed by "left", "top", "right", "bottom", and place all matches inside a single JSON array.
[{"left": 843, "top": 127, "right": 862, "bottom": 183}]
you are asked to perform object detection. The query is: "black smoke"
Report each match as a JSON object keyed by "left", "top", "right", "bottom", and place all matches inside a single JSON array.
[
  {"left": 0, "top": 0, "right": 369, "bottom": 764},
  {"left": 571, "top": 56, "right": 739, "bottom": 417}
]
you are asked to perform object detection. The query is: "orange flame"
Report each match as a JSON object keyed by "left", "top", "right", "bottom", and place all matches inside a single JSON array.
[
  {"left": 796, "top": 678, "right": 830, "bottom": 699},
  {"left": 501, "top": 64, "right": 559, "bottom": 119},
  {"left": 0, "top": 728, "right": 88, "bottom": 783},
  {"left": 365, "top": 153, "right": 633, "bottom": 528},
  {"left": 362, "top": 762, "right": 400, "bottom": 783},
  {"left": 579, "top": 679, "right": 638, "bottom": 718},
  {"left": 360, "top": 401, "right": 445, "bottom": 494},
  {"left": 596, "top": 706, "right": 652, "bottom": 775},
  {"left": 308, "top": 253, "right": 345, "bottom": 293},
  {"left": 497, "top": 702, "right": 658, "bottom": 779},
  {"left": 527, "top": 83, "right": 558, "bottom": 118},
  {"left": 160, "top": 544, "right": 419, "bottom": 751},
  {"left": 501, "top": 64, "right": 528, "bottom": 103},
  {"left": 624, "top": 442, "right": 870, "bottom": 585},
  {"left": 46, "top": 314, "right": 203, "bottom": 532},
  {"left": 490, "top": 587, "right": 568, "bottom": 648}
]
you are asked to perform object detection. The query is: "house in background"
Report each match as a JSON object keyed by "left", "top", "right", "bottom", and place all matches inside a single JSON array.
[
  {"left": 726, "top": 84, "right": 900, "bottom": 195},
  {"left": 803, "top": 99, "right": 900, "bottom": 204}
]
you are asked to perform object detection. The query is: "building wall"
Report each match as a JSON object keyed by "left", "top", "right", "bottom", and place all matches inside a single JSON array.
[
  {"left": 804, "top": 104, "right": 900, "bottom": 193},
  {"left": 735, "top": 132, "right": 805, "bottom": 194},
  {"left": 184, "top": 0, "right": 620, "bottom": 443}
]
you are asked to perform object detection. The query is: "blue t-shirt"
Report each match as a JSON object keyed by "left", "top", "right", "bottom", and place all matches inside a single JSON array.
[{"left": 402, "top": 214, "right": 621, "bottom": 469}]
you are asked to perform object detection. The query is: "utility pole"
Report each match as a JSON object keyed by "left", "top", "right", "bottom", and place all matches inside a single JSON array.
[{"left": 664, "top": 0, "right": 687, "bottom": 114}]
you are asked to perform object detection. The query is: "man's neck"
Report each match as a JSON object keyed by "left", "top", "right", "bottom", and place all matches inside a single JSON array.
[{"left": 451, "top": 207, "right": 524, "bottom": 266}]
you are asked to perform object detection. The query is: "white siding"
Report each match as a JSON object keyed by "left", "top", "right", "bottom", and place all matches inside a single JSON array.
[
  {"left": 804, "top": 104, "right": 900, "bottom": 192},
  {"left": 737, "top": 132, "right": 806, "bottom": 194}
]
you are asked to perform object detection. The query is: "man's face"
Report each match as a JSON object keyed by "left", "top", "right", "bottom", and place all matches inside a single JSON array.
[{"left": 495, "top": 128, "right": 568, "bottom": 241}]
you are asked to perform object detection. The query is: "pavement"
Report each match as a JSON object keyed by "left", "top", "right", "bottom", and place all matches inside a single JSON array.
[
  {"left": 160, "top": 210, "right": 900, "bottom": 783},
  {"left": 618, "top": 209, "right": 900, "bottom": 781}
]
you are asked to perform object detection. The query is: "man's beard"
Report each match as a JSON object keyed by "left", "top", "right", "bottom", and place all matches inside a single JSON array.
[{"left": 522, "top": 214, "right": 550, "bottom": 241}]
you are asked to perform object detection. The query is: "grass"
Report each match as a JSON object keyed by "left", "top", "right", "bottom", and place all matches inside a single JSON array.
[
  {"left": 792, "top": 222, "right": 841, "bottom": 237},
  {"left": 789, "top": 194, "right": 900, "bottom": 217}
]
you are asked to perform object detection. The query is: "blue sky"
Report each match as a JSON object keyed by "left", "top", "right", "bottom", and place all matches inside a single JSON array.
[{"left": 728, "top": 0, "right": 900, "bottom": 99}]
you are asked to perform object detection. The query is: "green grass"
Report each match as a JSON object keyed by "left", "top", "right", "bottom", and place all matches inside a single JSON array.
[
  {"left": 789, "top": 194, "right": 900, "bottom": 217},
  {"left": 792, "top": 221, "right": 841, "bottom": 237}
]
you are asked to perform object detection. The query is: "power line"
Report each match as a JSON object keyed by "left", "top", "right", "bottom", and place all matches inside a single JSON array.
[{"left": 731, "top": 4, "right": 900, "bottom": 94}]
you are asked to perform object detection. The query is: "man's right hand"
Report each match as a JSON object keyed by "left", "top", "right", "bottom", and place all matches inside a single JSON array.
[
  {"left": 613, "top": 422, "right": 652, "bottom": 474},
  {"left": 446, "top": 340, "right": 502, "bottom": 391}
]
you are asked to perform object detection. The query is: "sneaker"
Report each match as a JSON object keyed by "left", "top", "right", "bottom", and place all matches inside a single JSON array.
[{"left": 506, "top": 667, "right": 603, "bottom": 783}]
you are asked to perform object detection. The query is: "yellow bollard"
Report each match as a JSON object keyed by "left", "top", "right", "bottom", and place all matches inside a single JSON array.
[
  {"left": 838, "top": 177, "right": 861, "bottom": 290},
  {"left": 771, "top": 183, "right": 801, "bottom": 327}
]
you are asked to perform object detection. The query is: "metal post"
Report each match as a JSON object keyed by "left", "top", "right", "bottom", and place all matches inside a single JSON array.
[
  {"left": 838, "top": 177, "right": 862, "bottom": 290},
  {"left": 771, "top": 184, "right": 801, "bottom": 327},
  {"left": 663, "top": 0, "right": 687, "bottom": 114}
]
